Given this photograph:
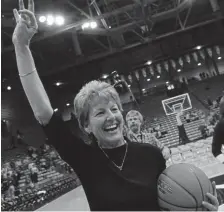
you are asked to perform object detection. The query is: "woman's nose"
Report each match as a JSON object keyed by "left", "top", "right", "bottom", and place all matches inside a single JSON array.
[{"left": 106, "top": 110, "right": 115, "bottom": 121}]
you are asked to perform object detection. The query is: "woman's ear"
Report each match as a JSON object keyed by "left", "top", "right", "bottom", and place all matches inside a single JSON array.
[{"left": 84, "top": 122, "right": 91, "bottom": 134}]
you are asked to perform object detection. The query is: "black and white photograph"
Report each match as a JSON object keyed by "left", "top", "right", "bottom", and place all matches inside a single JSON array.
[{"left": 1, "top": 0, "right": 224, "bottom": 211}]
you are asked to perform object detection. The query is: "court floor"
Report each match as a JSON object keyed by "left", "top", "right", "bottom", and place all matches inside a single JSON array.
[
  {"left": 37, "top": 185, "right": 224, "bottom": 211},
  {"left": 37, "top": 186, "right": 90, "bottom": 211}
]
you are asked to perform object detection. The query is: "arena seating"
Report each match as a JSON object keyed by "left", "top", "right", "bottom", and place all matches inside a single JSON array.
[
  {"left": 168, "top": 137, "right": 219, "bottom": 167},
  {"left": 143, "top": 108, "right": 203, "bottom": 147},
  {"left": 1, "top": 145, "right": 81, "bottom": 211}
]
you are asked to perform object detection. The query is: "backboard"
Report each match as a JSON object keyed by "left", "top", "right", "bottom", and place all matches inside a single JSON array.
[{"left": 162, "top": 93, "right": 192, "bottom": 116}]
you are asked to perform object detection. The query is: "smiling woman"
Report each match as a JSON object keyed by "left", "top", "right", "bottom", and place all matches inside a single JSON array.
[
  {"left": 74, "top": 81, "right": 125, "bottom": 149},
  {"left": 12, "top": 0, "right": 219, "bottom": 211}
]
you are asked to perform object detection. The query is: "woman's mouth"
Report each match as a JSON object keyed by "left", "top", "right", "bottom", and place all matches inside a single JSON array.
[{"left": 104, "top": 124, "right": 118, "bottom": 132}]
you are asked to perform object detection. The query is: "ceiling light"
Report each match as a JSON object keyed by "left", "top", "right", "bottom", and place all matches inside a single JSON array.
[
  {"left": 146, "top": 60, "right": 152, "bottom": 65},
  {"left": 39, "top": 16, "right": 46, "bottom": 23},
  {"left": 109, "top": 26, "right": 111, "bottom": 29},
  {"left": 147, "top": 78, "right": 150, "bottom": 81},
  {"left": 177, "top": 69, "right": 181, "bottom": 72},
  {"left": 56, "top": 82, "right": 61, "bottom": 86},
  {"left": 198, "top": 63, "right": 202, "bottom": 66},
  {"left": 128, "top": 85, "right": 131, "bottom": 87},
  {"left": 7, "top": 86, "right": 11, "bottom": 90},
  {"left": 46, "top": 15, "right": 54, "bottom": 25},
  {"left": 142, "top": 89, "right": 145, "bottom": 91},
  {"left": 82, "top": 22, "right": 90, "bottom": 30},
  {"left": 196, "top": 46, "right": 202, "bottom": 50},
  {"left": 54, "top": 108, "right": 58, "bottom": 112},
  {"left": 55, "top": 16, "right": 64, "bottom": 26},
  {"left": 166, "top": 81, "right": 169, "bottom": 84},
  {"left": 66, "top": 103, "right": 70, "bottom": 106},
  {"left": 102, "top": 74, "right": 108, "bottom": 79},
  {"left": 218, "top": 57, "right": 222, "bottom": 60},
  {"left": 90, "top": 21, "right": 97, "bottom": 29},
  {"left": 157, "top": 75, "right": 160, "bottom": 79}
]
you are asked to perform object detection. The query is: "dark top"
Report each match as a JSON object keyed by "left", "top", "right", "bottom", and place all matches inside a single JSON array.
[
  {"left": 212, "top": 117, "right": 224, "bottom": 157},
  {"left": 42, "top": 113, "right": 166, "bottom": 211}
]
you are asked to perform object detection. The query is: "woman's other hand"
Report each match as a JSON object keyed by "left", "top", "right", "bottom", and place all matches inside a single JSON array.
[{"left": 202, "top": 181, "right": 219, "bottom": 211}]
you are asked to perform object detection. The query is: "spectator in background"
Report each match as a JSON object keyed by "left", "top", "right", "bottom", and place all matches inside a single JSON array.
[
  {"left": 126, "top": 110, "right": 170, "bottom": 160},
  {"left": 210, "top": 111, "right": 220, "bottom": 123},
  {"left": 154, "top": 124, "right": 168, "bottom": 138},
  {"left": 190, "top": 111, "right": 199, "bottom": 121},
  {"left": 207, "top": 124, "right": 215, "bottom": 136},
  {"left": 14, "top": 168, "right": 21, "bottom": 187},
  {"left": 199, "top": 110, "right": 206, "bottom": 119},
  {"left": 212, "top": 96, "right": 224, "bottom": 164},
  {"left": 40, "top": 143, "right": 50, "bottom": 155},
  {"left": 6, "top": 184, "right": 15, "bottom": 200},
  {"left": 24, "top": 176, "right": 35, "bottom": 193},
  {"left": 176, "top": 111, "right": 190, "bottom": 144},
  {"left": 207, "top": 115, "right": 216, "bottom": 126},
  {"left": 185, "top": 112, "right": 191, "bottom": 123},
  {"left": 30, "top": 166, "right": 39, "bottom": 188},
  {"left": 198, "top": 119, "right": 209, "bottom": 139}
]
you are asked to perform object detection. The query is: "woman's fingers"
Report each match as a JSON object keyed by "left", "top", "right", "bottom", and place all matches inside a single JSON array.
[
  {"left": 19, "top": 9, "right": 38, "bottom": 29},
  {"left": 202, "top": 192, "right": 219, "bottom": 211},
  {"left": 19, "top": 0, "right": 25, "bottom": 10},
  {"left": 13, "top": 9, "right": 20, "bottom": 23},
  {"left": 202, "top": 201, "right": 217, "bottom": 211},
  {"left": 206, "top": 193, "right": 219, "bottom": 207},
  {"left": 18, "top": 0, "right": 28, "bottom": 20},
  {"left": 28, "top": 0, "right": 35, "bottom": 13},
  {"left": 212, "top": 181, "right": 217, "bottom": 197}
]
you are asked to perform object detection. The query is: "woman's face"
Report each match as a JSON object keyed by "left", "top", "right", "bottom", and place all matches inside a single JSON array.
[{"left": 85, "top": 96, "right": 124, "bottom": 148}]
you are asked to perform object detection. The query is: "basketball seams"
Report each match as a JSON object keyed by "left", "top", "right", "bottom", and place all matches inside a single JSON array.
[
  {"left": 158, "top": 164, "right": 211, "bottom": 211},
  {"left": 190, "top": 168, "right": 206, "bottom": 210},
  {"left": 158, "top": 195, "right": 196, "bottom": 209},
  {"left": 161, "top": 172, "right": 198, "bottom": 206}
]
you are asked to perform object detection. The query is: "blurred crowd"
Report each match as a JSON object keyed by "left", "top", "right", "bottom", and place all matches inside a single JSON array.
[{"left": 1, "top": 144, "right": 74, "bottom": 207}]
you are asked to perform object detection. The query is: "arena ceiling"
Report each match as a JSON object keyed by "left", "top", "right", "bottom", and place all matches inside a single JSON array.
[{"left": 1, "top": 0, "right": 224, "bottom": 92}]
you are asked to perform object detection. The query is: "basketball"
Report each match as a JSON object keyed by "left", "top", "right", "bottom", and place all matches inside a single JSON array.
[{"left": 157, "top": 163, "right": 213, "bottom": 211}]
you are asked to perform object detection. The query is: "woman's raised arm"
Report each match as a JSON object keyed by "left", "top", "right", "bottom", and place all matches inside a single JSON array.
[{"left": 13, "top": 0, "right": 53, "bottom": 125}]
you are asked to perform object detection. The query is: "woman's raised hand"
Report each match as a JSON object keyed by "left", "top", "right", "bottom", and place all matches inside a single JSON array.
[{"left": 12, "top": 0, "right": 38, "bottom": 46}]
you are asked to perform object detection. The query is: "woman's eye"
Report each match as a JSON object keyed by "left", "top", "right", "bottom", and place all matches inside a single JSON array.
[
  {"left": 112, "top": 108, "right": 118, "bottom": 112},
  {"left": 96, "top": 111, "right": 104, "bottom": 116}
]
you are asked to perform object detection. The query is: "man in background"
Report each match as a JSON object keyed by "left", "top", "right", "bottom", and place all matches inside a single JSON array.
[{"left": 125, "top": 110, "right": 170, "bottom": 160}]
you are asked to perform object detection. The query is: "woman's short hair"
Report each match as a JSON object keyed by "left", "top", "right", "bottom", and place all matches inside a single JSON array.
[
  {"left": 74, "top": 80, "right": 123, "bottom": 132},
  {"left": 125, "top": 110, "right": 143, "bottom": 123}
]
